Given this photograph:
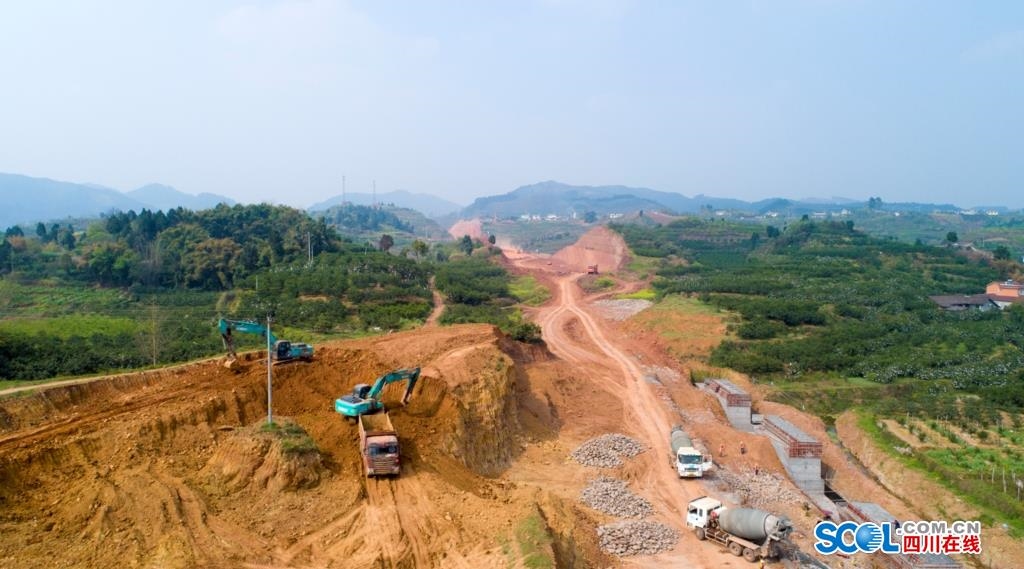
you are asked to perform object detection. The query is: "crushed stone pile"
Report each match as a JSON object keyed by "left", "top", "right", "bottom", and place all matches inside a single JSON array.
[
  {"left": 570, "top": 434, "right": 646, "bottom": 468},
  {"left": 597, "top": 520, "right": 678, "bottom": 557},
  {"left": 580, "top": 477, "right": 653, "bottom": 518},
  {"left": 715, "top": 467, "right": 804, "bottom": 509},
  {"left": 593, "top": 299, "right": 653, "bottom": 321}
]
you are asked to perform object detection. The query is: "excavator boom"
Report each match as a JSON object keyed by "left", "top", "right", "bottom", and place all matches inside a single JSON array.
[
  {"left": 335, "top": 367, "right": 420, "bottom": 417},
  {"left": 217, "top": 318, "right": 313, "bottom": 363}
]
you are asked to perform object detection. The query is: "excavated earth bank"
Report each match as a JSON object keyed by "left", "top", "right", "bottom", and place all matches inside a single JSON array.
[{"left": 0, "top": 324, "right": 608, "bottom": 569}]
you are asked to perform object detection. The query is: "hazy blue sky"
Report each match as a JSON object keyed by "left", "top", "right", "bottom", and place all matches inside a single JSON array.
[{"left": 1, "top": 1, "right": 1022, "bottom": 208}]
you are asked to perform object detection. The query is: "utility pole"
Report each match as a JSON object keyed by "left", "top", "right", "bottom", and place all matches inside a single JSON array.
[
  {"left": 342, "top": 175, "right": 346, "bottom": 205},
  {"left": 266, "top": 315, "right": 273, "bottom": 425},
  {"left": 307, "top": 231, "right": 312, "bottom": 264},
  {"left": 372, "top": 180, "right": 377, "bottom": 209}
]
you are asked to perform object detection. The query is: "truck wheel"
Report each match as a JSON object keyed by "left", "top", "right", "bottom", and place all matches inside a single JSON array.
[
  {"left": 694, "top": 528, "right": 706, "bottom": 541},
  {"left": 729, "top": 542, "right": 743, "bottom": 556},
  {"left": 742, "top": 548, "right": 758, "bottom": 563}
]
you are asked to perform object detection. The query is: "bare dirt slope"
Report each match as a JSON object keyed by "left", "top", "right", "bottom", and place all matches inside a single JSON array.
[
  {"left": 447, "top": 218, "right": 485, "bottom": 241},
  {"left": 551, "top": 226, "right": 629, "bottom": 273},
  {"left": 0, "top": 325, "right": 568, "bottom": 569}
]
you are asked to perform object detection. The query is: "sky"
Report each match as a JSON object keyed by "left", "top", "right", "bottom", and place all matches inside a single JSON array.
[{"left": 1, "top": 1, "right": 1022, "bottom": 209}]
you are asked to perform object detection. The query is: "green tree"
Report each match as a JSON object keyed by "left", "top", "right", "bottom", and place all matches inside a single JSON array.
[
  {"left": 488, "top": 234, "right": 496, "bottom": 245},
  {"left": 378, "top": 234, "right": 395, "bottom": 252},
  {"left": 183, "top": 238, "right": 241, "bottom": 289},
  {"left": 36, "top": 222, "right": 48, "bottom": 242},
  {"left": 584, "top": 211, "right": 597, "bottom": 223},
  {"left": 411, "top": 239, "right": 429, "bottom": 259},
  {"left": 459, "top": 235, "right": 474, "bottom": 255},
  {"left": 946, "top": 231, "right": 959, "bottom": 244},
  {"left": 766, "top": 225, "right": 780, "bottom": 238},
  {"left": 994, "top": 245, "right": 1012, "bottom": 261},
  {"left": 57, "top": 226, "right": 76, "bottom": 250}
]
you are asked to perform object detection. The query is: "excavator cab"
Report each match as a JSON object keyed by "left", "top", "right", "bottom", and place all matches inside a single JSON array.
[
  {"left": 353, "top": 384, "right": 372, "bottom": 399},
  {"left": 276, "top": 341, "right": 292, "bottom": 360}
]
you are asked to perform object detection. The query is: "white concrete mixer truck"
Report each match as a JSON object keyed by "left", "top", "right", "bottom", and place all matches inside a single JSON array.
[
  {"left": 670, "top": 425, "right": 712, "bottom": 478},
  {"left": 686, "top": 496, "right": 793, "bottom": 563}
]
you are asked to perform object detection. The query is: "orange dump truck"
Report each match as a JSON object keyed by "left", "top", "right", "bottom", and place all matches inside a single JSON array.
[{"left": 358, "top": 412, "right": 401, "bottom": 477}]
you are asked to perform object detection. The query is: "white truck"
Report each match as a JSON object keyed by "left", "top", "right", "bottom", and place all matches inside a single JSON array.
[
  {"left": 686, "top": 496, "right": 792, "bottom": 563},
  {"left": 670, "top": 425, "right": 712, "bottom": 478}
]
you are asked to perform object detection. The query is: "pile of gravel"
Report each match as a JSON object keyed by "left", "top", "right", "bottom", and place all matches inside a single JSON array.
[
  {"left": 714, "top": 467, "right": 804, "bottom": 509},
  {"left": 580, "top": 477, "right": 653, "bottom": 518},
  {"left": 593, "top": 299, "right": 653, "bottom": 321},
  {"left": 597, "top": 521, "right": 678, "bottom": 556},
  {"left": 570, "top": 434, "right": 646, "bottom": 468}
]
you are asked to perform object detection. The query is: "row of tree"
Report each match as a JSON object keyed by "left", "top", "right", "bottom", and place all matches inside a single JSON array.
[{"left": 614, "top": 217, "right": 1023, "bottom": 412}]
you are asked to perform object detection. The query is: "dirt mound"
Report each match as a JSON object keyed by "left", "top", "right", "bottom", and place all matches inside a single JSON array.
[
  {"left": 448, "top": 218, "right": 485, "bottom": 241},
  {"left": 202, "top": 421, "right": 325, "bottom": 493},
  {"left": 551, "top": 226, "right": 629, "bottom": 273}
]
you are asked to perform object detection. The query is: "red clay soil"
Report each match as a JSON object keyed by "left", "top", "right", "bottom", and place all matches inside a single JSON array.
[
  {"left": 0, "top": 224, "right": 1014, "bottom": 568},
  {"left": 447, "top": 218, "right": 485, "bottom": 241},
  {"left": 551, "top": 226, "right": 630, "bottom": 274}
]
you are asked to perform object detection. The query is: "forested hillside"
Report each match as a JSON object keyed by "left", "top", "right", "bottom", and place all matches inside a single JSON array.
[
  {"left": 0, "top": 204, "right": 480, "bottom": 381},
  {"left": 1, "top": 204, "right": 338, "bottom": 288},
  {"left": 316, "top": 203, "right": 449, "bottom": 247}
]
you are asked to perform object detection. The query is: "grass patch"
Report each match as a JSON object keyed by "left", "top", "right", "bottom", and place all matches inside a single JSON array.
[
  {"left": 615, "top": 288, "right": 656, "bottom": 301},
  {"left": 624, "top": 254, "right": 662, "bottom": 276},
  {"left": 578, "top": 275, "right": 616, "bottom": 293},
  {"left": 261, "top": 419, "right": 319, "bottom": 455},
  {"left": 506, "top": 510, "right": 555, "bottom": 569},
  {"left": 509, "top": 275, "right": 551, "bottom": 306},
  {"left": 0, "top": 315, "right": 138, "bottom": 339}
]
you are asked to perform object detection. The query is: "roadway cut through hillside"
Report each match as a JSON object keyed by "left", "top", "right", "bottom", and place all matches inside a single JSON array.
[{"left": 3, "top": 225, "right": 1011, "bottom": 568}]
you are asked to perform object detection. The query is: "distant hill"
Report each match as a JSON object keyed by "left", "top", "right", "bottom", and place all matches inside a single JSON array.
[
  {"left": 459, "top": 180, "right": 772, "bottom": 218},
  {"left": 462, "top": 181, "right": 670, "bottom": 218},
  {"left": 126, "top": 183, "right": 234, "bottom": 211},
  {"left": 458, "top": 180, "right": 976, "bottom": 220},
  {"left": 309, "top": 190, "right": 462, "bottom": 218},
  {"left": 0, "top": 173, "right": 234, "bottom": 228},
  {"left": 315, "top": 203, "right": 449, "bottom": 248},
  {"left": 0, "top": 173, "right": 146, "bottom": 227}
]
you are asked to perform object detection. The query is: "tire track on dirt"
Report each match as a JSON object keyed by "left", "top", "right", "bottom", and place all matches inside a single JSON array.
[{"left": 511, "top": 252, "right": 733, "bottom": 567}]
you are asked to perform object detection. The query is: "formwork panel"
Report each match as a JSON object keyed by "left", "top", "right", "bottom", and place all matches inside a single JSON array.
[
  {"left": 764, "top": 415, "right": 823, "bottom": 458},
  {"left": 704, "top": 378, "right": 752, "bottom": 407}
]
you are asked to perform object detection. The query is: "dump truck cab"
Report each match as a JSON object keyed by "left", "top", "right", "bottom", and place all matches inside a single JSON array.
[{"left": 359, "top": 412, "right": 401, "bottom": 476}]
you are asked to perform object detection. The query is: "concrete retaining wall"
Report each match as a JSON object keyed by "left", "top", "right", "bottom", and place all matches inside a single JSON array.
[{"left": 704, "top": 378, "right": 753, "bottom": 432}]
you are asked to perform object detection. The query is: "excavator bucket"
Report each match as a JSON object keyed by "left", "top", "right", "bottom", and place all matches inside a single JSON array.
[{"left": 223, "top": 356, "right": 240, "bottom": 370}]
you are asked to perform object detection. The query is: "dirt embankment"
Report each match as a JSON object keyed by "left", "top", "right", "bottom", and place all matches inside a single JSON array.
[
  {"left": 0, "top": 324, "right": 589, "bottom": 569},
  {"left": 447, "top": 218, "right": 486, "bottom": 242},
  {"left": 551, "top": 226, "right": 630, "bottom": 274}
]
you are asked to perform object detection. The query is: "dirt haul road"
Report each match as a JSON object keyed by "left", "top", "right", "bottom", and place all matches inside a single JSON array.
[{"left": 508, "top": 244, "right": 737, "bottom": 568}]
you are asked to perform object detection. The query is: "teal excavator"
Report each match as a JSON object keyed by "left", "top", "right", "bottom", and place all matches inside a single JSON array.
[
  {"left": 335, "top": 368, "right": 420, "bottom": 417},
  {"left": 218, "top": 318, "right": 314, "bottom": 364}
]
